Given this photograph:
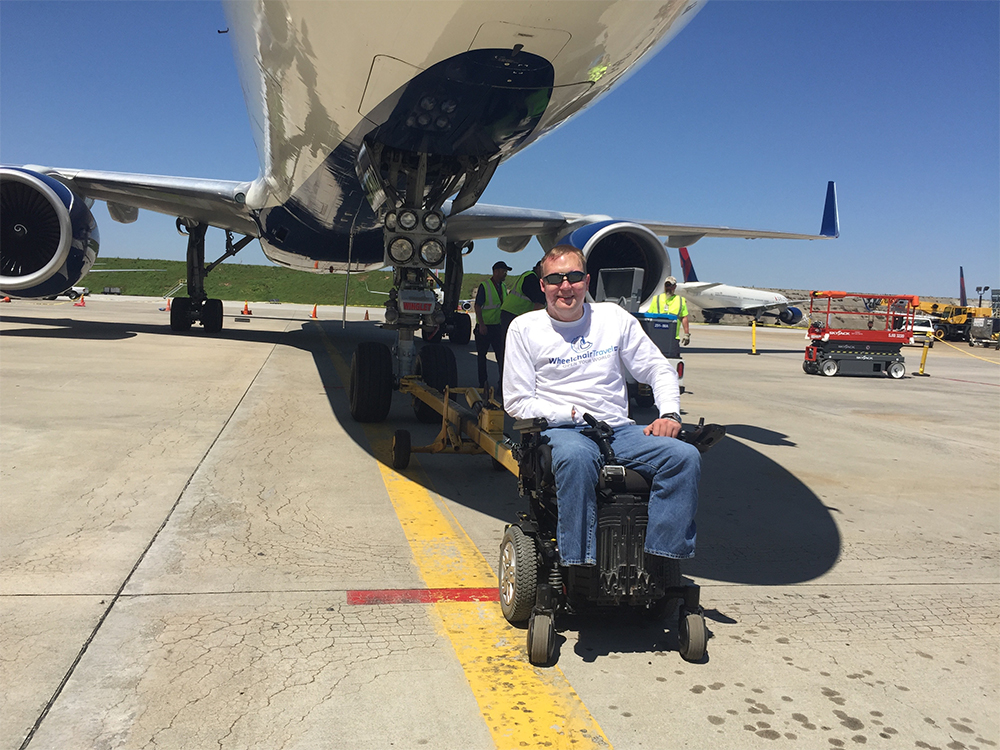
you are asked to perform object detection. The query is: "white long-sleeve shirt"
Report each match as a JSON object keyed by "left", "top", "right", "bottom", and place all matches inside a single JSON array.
[{"left": 503, "top": 302, "right": 680, "bottom": 428}]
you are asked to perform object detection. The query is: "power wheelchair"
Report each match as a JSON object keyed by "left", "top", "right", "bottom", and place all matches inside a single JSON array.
[{"left": 499, "top": 414, "right": 725, "bottom": 665}]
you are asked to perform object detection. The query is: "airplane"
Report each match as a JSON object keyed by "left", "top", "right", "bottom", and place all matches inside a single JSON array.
[
  {"left": 667, "top": 247, "right": 806, "bottom": 325},
  {"left": 0, "top": 0, "right": 838, "bottom": 423}
]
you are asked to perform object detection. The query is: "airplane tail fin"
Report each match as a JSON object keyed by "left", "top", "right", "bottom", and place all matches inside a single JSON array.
[
  {"left": 959, "top": 266, "right": 967, "bottom": 306},
  {"left": 820, "top": 181, "right": 839, "bottom": 238},
  {"left": 679, "top": 247, "right": 699, "bottom": 283}
]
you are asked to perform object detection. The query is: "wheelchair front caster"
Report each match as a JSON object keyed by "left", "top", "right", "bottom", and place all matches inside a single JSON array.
[
  {"left": 392, "top": 430, "right": 411, "bottom": 470},
  {"left": 528, "top": 611, "right": 555, "bottom": 665},
  {"left": 678, "top": 608, "right": 707, "bottom": 662}
]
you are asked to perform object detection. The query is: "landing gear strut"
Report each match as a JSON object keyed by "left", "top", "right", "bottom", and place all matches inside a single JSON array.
[{"left": 170, "top": 221, "right": 253, "bottom": 333}]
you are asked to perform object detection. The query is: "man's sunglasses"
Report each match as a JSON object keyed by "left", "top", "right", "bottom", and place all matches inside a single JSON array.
[{"left": 542, "top": 271, "right": 587, "bottom": 286}]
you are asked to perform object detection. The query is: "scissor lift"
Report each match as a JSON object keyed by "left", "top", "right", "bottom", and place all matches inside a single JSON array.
[{"left": 803, "top": 291, "right": 920, "bottom": 379}]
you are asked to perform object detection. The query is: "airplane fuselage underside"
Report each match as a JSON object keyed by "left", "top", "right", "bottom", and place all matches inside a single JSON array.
[{"left": 222, "top": 0, "right": 705, "bottom": 271}]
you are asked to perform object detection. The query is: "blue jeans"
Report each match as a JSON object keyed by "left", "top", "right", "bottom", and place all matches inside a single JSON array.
[{"left": 542, "top": 424, "right": 701, "bottom": 566}]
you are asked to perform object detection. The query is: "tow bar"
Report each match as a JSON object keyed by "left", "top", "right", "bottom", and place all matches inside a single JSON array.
[{"left": 391, "top": 379, "right": 518, "bottom": 473}]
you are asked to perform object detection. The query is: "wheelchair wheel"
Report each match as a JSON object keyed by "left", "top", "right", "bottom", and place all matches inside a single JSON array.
[
  {"left": 527, "top": 612, "right": 554, "bottom": 665},
  {"left": 678, "top": 609, "right": 707, "bottom": 662},
  {"left": 499, "top": 526, "right": 537, "bottom": 624},
  {"left": 391, "top": 430, "right": 411, "bottom": 470}
]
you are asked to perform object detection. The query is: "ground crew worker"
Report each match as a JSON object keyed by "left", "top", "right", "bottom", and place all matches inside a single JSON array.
[
  {"left": 474, "top": 261, "right": 511, "bottom": 391},
  {"left": 500, "top": 260, "right": 545, "bottom": 334},
  {"left": 649, "top": 276, "right": 691, "bottom": 345}
]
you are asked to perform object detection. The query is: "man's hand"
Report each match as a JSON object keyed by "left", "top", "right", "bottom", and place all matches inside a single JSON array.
[
  {"left": 644, "top": 417, "right": 682, "bottom": 438},
  {"left": 681, "top": 333, "right": 691, "bottom": 346}
]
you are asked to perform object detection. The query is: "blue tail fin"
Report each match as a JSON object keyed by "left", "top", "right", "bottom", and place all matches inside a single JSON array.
[
  {"left": 960, "top": 266, "right": 967, "bottom": 306},
  {"left": 820, "top": 181, "right": 839, "bottom": 238},
  {"left": 679, "top": 247, "right": 698, "bottom": 283}
]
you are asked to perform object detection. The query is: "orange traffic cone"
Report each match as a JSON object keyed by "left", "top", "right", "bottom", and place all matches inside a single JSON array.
[
  {"left": 165, "top": 298, "right": 171, "bottom": 311},
  {"left": 364, "top": 309, "right": 369, "bottom": 321},
  {"left": 73, "top": 295, "right": 86, "bottom": 307},
  {"left": 1, "top": 297, "right": 10, "bottom": 303},
  {"left": 310, "top": 304, "right": 318, "bottom": 319},
  {"left": 242, "top": 301, "right": 252, "bottom": 315}
]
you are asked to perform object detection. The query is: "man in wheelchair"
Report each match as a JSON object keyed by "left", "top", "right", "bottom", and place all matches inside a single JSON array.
[{"left": 501, "top": 244, "right": 713, "bottom": 664}]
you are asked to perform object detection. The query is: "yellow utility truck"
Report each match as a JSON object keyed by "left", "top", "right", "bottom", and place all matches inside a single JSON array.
[{"left": 917, "top": 301, "right": 992, "bottom": 341}]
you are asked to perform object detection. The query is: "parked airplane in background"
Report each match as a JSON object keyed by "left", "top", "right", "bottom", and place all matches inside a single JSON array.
[
  {"left": 671, "top": 247, "right": 805, "bottom": 325},
  {"left": 0, "top": 0, "right": 837, "bottom": 422}
]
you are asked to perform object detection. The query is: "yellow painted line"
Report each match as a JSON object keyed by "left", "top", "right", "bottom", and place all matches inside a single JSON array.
[{"left": 318, "top": 326, "right": 611, "bottom": 750}]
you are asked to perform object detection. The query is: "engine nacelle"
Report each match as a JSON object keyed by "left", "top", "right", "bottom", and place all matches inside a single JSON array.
[
  {"left": 0, "top": 167, "right": 99, "bottom": 298},
  {"left": 778, "top": 306, "right": 803, "bottom": 325},
  {"left": 556, "top": 220, "right": 669, "bottom": 310}
]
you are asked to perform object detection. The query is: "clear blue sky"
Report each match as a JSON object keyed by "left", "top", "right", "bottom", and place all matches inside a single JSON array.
[{"left": 2, "top": 1, "right": 997, "bottom": 298}]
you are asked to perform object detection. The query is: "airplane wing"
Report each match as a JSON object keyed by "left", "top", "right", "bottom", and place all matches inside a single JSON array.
[
  {"left": 25, "top": 166, "right": 837, "bottom": 255},
  {"left": 25, "top": 166, "right": 259, "bottom": 237},
  {"left": 449, "top": 179, "right": 839, "bottom": 248}
]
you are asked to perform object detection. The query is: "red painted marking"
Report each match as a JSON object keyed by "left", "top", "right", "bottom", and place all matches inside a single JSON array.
[{"left": 347, "top": 588, "right": 499, "bottom": 605}]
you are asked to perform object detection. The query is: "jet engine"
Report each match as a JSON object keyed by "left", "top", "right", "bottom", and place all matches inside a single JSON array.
[
  {"left": 557, "top": 220, "right": 669, "bottom": 309},
  {"left": 778, "top": 306, "right": 804, "bottom": 325},
  {"left": 0, "top": 168, "right": 99, "bottom": 298}
]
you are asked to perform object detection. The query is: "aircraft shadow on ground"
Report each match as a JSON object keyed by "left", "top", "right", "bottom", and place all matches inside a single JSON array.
[
  {"left": 2, "top": 313, "right": 840, "bottom": 591},
  {"left": 309, "top": 322, "right": 841, "bottom": 588}
]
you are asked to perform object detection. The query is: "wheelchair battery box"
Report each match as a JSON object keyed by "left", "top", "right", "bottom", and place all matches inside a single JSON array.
[{"left": 590, "top": 497, "right": 665, "bottom": 604}]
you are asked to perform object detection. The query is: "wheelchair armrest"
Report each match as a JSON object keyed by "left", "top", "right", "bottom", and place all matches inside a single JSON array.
[
  {"left": 513, "top": 417, "right": 549, "bottom": 434},
  {"left": 678, "top": 418, "right": 727, "bottom": 453}
]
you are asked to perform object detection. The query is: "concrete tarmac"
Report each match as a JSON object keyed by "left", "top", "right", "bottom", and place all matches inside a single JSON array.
[{"left": 2, "top": 295, "right": 998, "bottom": 750}]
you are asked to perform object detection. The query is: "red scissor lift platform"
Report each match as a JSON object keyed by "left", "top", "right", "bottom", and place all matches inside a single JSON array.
[{"left": 803, "top": 291, "right": 920, "bottom": 379}]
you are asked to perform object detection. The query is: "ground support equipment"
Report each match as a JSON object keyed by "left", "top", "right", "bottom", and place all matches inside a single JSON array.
[
  {"left": 968, "top": 317, "right": 1000, "bottom": 349},
  {"left": 391, "top": 379, "right": 517, "bottom": 474},
  {"left": 630, "top": 314, "right": 684, "bottom": 402},
  {"left": 803, "top": 291, "right": 919, "bottom": 379}
]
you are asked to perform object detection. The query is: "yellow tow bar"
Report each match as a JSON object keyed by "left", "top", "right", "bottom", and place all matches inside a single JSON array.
[{"left": 392, "top": 377, "right": 519, "bottom": 474}]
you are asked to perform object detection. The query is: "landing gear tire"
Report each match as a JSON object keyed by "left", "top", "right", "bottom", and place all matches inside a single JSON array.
[
  {"left": 350, "top": 342, "right": 393, "bottom": 423},
  {"left": 499, "top": 526, "right": 538, "bottom": 624},
  {"left": 820, "top": 359, "right": 839, "bottom": 377},
  {"left": 887, "top": 361, "right": 905, "bottom": 379},
  {"left": 202, "top": 298, "right": 224, "bottom": 333},
  {"left": 412, "top": 344, "right": 457, "bottom": 423},
  {"left": 527, "top": 612, "right": 555, "bottom": 666},
  {"left": 448, "top": 312, "right": 472, "bottom": 346},
  {"left": 392, "top": 429, "right": 411, "bottom": 470},
  {"left": 170, "top": 297, "right": 192, "bottom": 332},
  {"left": 678, "top": 609, "right": 707, "bottom": 662}
]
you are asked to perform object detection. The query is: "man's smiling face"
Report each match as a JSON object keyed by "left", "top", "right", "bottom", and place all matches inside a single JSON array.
[{"left": 541, "top": 252, "right": 589, "bottom": 322}]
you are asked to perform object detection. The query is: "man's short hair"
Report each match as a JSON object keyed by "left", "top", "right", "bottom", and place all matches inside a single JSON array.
[{"left": 542, "top": 245, "right": 587, "bottom": 274}]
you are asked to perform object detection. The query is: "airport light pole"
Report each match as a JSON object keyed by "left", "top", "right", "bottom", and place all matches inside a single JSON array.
[{"left": 976, "top": 286, "right": 990, "bottom": 306}]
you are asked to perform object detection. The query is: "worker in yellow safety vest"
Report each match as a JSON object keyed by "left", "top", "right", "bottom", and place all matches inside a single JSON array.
[
  {"left": 648, "top": 276, "right": 691, "bottom": 345},
  {"left": 474, "top": 261, "right": 510, "bottom": 390},
  {"left": 500, "top": 260, "right": 545, "bottom": 333}
]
